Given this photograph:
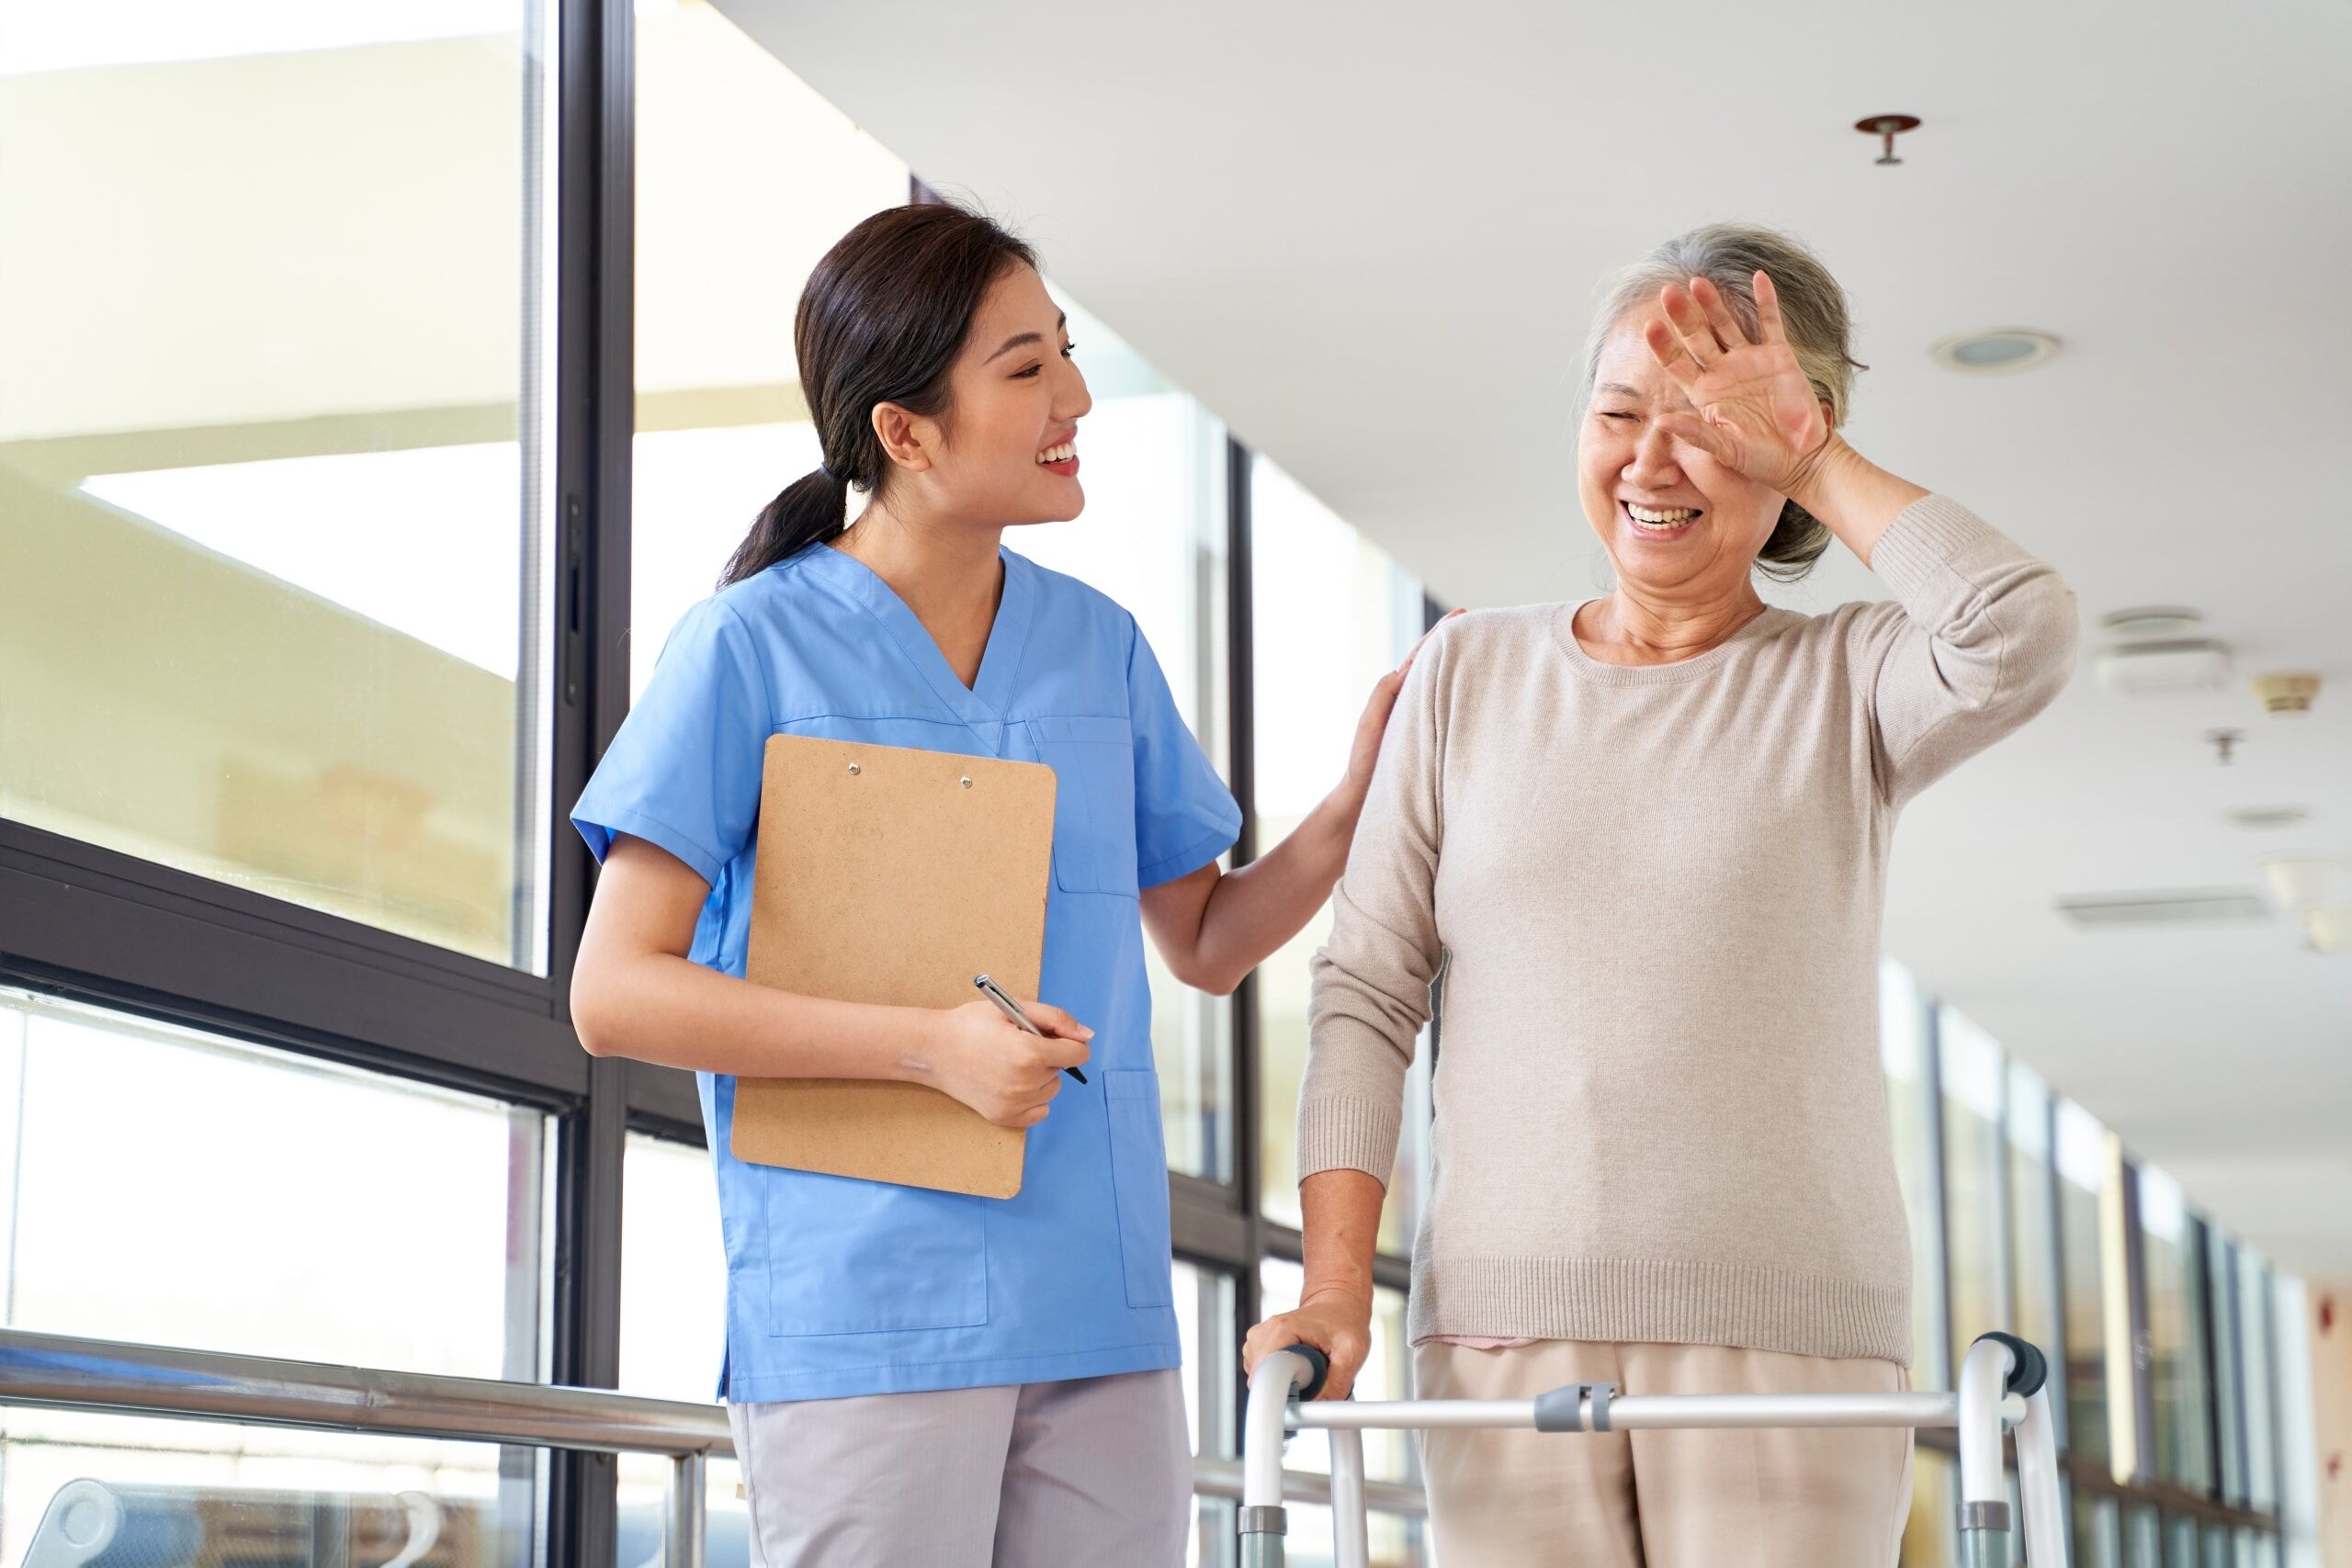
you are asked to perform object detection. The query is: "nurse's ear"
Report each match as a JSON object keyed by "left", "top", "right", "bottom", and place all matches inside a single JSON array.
[{"left": 870, "top": 400, "right": 940, "bottom": 476}]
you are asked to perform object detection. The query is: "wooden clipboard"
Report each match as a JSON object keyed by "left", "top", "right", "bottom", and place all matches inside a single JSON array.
[{"left": 730, "top": 733, "right": 1057, "bottom": 1199}]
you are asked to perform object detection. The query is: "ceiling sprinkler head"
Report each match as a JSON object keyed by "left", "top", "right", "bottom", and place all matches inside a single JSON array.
[{"left": 1854, "top": 114, "right": 1922, "bottom": 166}]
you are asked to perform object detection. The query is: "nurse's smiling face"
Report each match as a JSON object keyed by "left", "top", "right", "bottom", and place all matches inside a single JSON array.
[{"left": 875, "top": 263, "right": 1094, "bottom": 529}]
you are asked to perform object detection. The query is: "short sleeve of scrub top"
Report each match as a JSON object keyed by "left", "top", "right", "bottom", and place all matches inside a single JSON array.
[{"left": 570, "top": 546, "right": 1239, "bottom": 1404}]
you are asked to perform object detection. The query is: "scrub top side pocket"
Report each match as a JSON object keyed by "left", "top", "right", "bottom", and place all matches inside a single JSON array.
[
  {"left": 1025, "top": 716, "right": 1141, "bottom": 897},
  {"left": 1102, "top": 1068, "right": 1176, "bottom": 1309}
]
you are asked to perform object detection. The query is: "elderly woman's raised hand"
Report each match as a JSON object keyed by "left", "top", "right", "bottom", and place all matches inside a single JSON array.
[{"left": 1643, "top": 271, "right": 1836, "bottom": 499}]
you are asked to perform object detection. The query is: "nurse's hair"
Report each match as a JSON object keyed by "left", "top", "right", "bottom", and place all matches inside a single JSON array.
[{"left": 721, "top": 202, "right": 1040, "bottom": 587}]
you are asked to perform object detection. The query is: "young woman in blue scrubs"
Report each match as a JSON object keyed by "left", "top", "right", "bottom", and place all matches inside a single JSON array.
[{"left": 569, "top": 203, "right": 1431, "bottom": 1566}]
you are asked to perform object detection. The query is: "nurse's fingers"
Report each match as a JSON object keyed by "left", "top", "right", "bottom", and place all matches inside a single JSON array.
[{"left": 1021, "top": 998, "right": 1095, "bottom": 1043}]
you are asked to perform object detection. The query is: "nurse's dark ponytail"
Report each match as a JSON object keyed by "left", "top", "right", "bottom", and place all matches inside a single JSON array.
[{"left": 719, "top": 202, "right": 1039, "bottom": 587}]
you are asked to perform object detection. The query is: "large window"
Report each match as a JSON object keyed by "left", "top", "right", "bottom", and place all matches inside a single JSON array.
[
  {"left": 2141, "top": 1168, "right": 2216, "bottom": 1495},
  {"left": 1882, "top": 960, "right": 1951, "bottom": 1389},
  {"left": 2058, "top": 1097, "right": 2117, "bottom": 1470},
  {"left": 1, "top": 0, "right": 560, "bottom": 971},
  {"left": 1250, "top": 457, "right": 1430, "bottom": 1252},
  {"left": 0, "top": 987, "right": 557, "bottom": 1560},
  {"left": 1012, "top": 299, "right": 1234, "bottom": 1183},
  {"left": 1939, "top": 1004, "right": 2010, "bottom": 1376}
]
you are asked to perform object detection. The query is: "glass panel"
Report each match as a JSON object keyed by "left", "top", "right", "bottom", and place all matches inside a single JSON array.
[
  {"left": 616, "top": 1451, "right": 748, "bottom": 1568},
  {"left": 1019, "top": 299, "right": 1234, "bottom": 1183},
  {"left": 0, "top": 1415, "right": 557, "bottom": 1568},
  {"left": 1174, "top": 1260, "right": 1239, "bottom": 1461},
  {"left": 0, "top": 987, "right": 551, "bottom": 1378},
  {"left": 2007, "top": 1059, "right": 2064, "bottom": 1438},
  {"left": 630, "top": 0, "right": 906, "bottom": 694},
  {"left": 619, "top": 1132, "right": 727, "bottom": 1402},
  {"left": 2, "top": 0, "right": 559, "bottom": 972},
  {"left": 1251, "top": 459, "right": 1426, "bottom": 1253},
  {"left": 2057, "top": 1100, "right": 2113, "bottom": 1464},
  {"left": 1882, "top": 960, "right": 1951, "bottom": 1388},
  {"left": 2122, "top": 1502, "right": 2161, "bottom": 1567},
  {"left": 2238, "top": 1257, "right": 2278, "bottom": 1512},
  {"left": 1939, "top": 1006, "right": 2010, "bottom": 1363},
  {"left": 2164, "top": 1512, "right": 2200, "bottom": 1567},
  {"left": 2140, "top": 1168, "right": 2214, "bottom": 1494},
  {"left": 1899, "top": 1447, "right": 1956, "bottom": 1566},
  {"left": 2073, "top": 1489, "right": 2122, "bottom": 1568},
  {"left": 2208, "top": 1231, "right": 2246, "bottom": 1505},
  {"left": 1258, "top": 1259, "right": 1414, "bottom": 1486}
]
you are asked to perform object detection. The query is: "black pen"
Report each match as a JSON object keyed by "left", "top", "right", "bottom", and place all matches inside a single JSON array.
[{"left": 973, "top": 974, "right": 1088, "bottom": 1084}]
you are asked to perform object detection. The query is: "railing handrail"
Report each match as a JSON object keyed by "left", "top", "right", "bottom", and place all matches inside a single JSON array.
[
  {"left": 0, "top": 1326, "right": 1432, "bottom": 1533},
  {"left": 0, "top": 1326, "right": 732, "bottom": 1457}
]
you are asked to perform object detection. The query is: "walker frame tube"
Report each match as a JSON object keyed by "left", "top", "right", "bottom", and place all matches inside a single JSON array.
[{"left": 1239, "top": 1333, "right": 2068, "bottom": 1568}]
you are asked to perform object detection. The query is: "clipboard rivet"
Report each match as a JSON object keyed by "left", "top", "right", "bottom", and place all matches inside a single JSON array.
[
  {"left": 960, "top": 776, "right": 973, "bottom": 788},
  {"left": 846, "top": 763, "right": 860, "bottom": 775}
]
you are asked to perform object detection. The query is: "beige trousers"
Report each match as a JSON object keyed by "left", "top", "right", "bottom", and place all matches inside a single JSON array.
[{"left": 1413, "top": 1340, "right": 1914, "bottom": 1568}]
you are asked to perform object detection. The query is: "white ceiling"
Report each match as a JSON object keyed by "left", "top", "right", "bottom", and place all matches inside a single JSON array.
[{"left": 719, "top": 0, "right": 2352, "bottom": 1275}]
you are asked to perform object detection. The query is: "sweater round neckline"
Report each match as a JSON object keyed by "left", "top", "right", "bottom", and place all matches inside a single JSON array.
[{"left": 1548, "top": 599, "right": 1803, "bottom": 685}]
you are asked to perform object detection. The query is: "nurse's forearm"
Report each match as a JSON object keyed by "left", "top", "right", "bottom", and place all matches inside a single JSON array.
[
  {"left": 1187, "top": 792, "right": 1355, "bottom": 991},
  {"left": 574, "top": 948, "right": 941, "bottom": 1081}
]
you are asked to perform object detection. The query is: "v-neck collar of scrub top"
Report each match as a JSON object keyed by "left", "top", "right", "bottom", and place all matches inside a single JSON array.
[{"left": 799, "top": 541, "right": 1036, "bottom": 744}]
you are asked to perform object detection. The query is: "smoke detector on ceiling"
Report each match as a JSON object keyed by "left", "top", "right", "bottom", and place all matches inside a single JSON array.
[
  {"left": 2093, "top": 638, "right": 2231, "bottom": 697},
  {"left": 2251, "top": 672, "right": 2320, "bottom": 715}
]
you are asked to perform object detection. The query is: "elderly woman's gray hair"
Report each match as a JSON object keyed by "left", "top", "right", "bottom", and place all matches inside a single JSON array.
[{"left": 1580, "top": 224, "right": 1866, "bottom": 581}]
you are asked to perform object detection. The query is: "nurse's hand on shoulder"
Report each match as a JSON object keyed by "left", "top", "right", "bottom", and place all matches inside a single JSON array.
[
  {"left": 921, "top": 998, "right": 1093, "bottom": 1128},
  {"left": 1243, "top": 1286, "right": 1374, "bottom": 1403},
  {"left": 1334, "top": 610, "right": 1464, "bottom": 813}
]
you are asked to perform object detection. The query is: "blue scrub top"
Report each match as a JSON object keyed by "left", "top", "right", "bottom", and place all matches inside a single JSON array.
[{"left": 571, "top": 542, "right": 1241, "bottom": 1404}]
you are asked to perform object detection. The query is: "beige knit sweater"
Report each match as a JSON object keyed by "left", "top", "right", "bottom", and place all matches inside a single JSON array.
[{"left": 1299, "top": 497, "right": 2078, "bottom": 1365}]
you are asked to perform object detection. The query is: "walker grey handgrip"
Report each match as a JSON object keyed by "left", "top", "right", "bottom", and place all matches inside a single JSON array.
[
  {"left": 1973, "top": 1332, "right": 2048, "bottom": 1398},
  {"left": 1282, "top": 1343, "right": 1329, "bottom": 1401}
]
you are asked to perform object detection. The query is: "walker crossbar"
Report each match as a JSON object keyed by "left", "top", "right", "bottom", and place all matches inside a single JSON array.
[{"left": 1238, "top": 1333, "right": 2068, "bottom": 1568}]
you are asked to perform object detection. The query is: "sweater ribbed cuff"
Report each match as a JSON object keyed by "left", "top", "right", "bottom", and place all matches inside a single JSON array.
[
  {"left": 1868, "top": 493, "right": 1994, "bottom": 608},
  {"left": 1296, "top": 1095, "right": 1405, "bottom": 1187}
]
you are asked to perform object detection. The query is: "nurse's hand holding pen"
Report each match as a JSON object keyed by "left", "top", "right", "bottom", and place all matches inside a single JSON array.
[{"left": 918, "top": 996, "right": 1093, "bottom": 1129}]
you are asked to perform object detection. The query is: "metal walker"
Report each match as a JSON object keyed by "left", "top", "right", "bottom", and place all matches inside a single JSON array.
[{"left": 1240, "top": 1331, "right": 2068, "bottom": 1568}]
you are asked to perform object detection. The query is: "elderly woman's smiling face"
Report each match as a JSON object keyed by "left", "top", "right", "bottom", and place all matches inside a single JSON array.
[{"left": 1577, "top": 308, "right": 1786, "bottom": 602}]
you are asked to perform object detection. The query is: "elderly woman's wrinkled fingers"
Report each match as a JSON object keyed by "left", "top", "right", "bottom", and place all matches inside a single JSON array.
[
  {"left": 1689, "top": 275, "right": 1752, "bottom": 353},
  {"left": 1657, "top": 280, "right": 1726, "bottom": 365},
  {"left": 1749, "top": 269, "right": 1791, "bottom": 345},
  {"left": 1643, "top": 315, "right": 1706, "bottom": 390}
]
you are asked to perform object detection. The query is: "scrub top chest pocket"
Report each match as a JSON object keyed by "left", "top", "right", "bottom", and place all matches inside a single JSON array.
[{"left": 1025, "top": 716, "right": 1139, "bottom": 897}]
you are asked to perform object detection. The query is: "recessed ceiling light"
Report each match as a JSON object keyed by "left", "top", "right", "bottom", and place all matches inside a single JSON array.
[{"left": 1932, "top": 330, "right": 2060, "bottom": 375}]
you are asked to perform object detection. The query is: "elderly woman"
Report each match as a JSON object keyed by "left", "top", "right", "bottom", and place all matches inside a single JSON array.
[{"left": 1243, "top": 223, "right": 2077, "bottom": 1564}]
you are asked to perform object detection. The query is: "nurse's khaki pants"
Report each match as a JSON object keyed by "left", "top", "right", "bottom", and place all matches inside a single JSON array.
[
  {"left": 725, "top": 1368, "right": 1189, "bottom": 1567},
  {"left": 1413, "top": 1340, "right": 1914, "bottom": 1567}
]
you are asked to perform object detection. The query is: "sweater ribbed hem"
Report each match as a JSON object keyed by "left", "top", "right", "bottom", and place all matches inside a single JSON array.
[
  {"left": 1408, "top": 1255, "right": 1912, "bottom": 1367},
  {"left": 1867, "top": 494, "right": 1994, "bottom": 606},
  {"left": 1296, "top": 1095, "right": 1406, "bottom": 1187}
]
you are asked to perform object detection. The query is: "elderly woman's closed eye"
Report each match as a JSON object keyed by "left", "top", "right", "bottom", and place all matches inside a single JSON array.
[{"left": 1242, "top": 224, "right": 2079, "bottom": 1568}]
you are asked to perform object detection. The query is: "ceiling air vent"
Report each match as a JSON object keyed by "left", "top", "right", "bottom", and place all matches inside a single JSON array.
[{"left": 2056, "top": 890, "right": 2272, "bottom": 930}]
